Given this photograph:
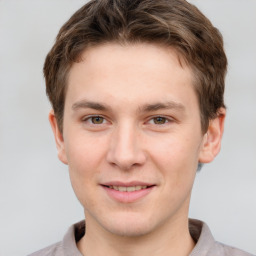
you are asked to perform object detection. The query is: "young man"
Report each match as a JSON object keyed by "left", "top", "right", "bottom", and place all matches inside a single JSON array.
[{"left": 30, "top": 0, "right": 253, "bottom": 255}]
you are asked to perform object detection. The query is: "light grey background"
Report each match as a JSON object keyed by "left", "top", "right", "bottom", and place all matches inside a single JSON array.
[{"left": 0, "top": 1, "right": 255, "bottom": 255}]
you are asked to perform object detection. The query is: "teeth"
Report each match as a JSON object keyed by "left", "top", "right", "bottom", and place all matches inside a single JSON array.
[
  {"left": 119, "top": 186, "right": 127, "bottom": 192},
  {"left": 110, "top": 185, "right": 147, "bottom": 192},
  {"left": 127, "top": 186, "right": 135, "bottom": 192}
]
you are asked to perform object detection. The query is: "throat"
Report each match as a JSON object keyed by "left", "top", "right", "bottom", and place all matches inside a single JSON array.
[{"left": 77, "top": 219, "right": 195, "bottom": 256}]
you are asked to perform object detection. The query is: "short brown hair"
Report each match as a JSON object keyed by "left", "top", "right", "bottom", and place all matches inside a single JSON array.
[{"left": 44, "top": 0, "right": 227, "bottom": 133}]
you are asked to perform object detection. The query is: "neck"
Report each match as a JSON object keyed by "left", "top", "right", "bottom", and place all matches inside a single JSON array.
[{"left": 78, "top": 215, "right": 195, "bottom": 256}]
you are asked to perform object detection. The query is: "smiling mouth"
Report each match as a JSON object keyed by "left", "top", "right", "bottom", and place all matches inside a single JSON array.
[
  {"left": 101, "top": 183, "right": 155, "bottom": 202},
  {"left": 102, "top": 185, "right": 155, "bottom": 192}
]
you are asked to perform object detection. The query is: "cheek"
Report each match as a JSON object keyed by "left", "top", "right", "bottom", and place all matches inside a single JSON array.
[
  {"left": 66, "top": 145, "right": 102, "bottom": 208},
  {"left": 65, "top": 131, "right": 107, "bottom": 171},
  {"left": 64, "top": 134, "right": 107, "bottom": 198},
  {"left": 150, "top": 134, "right": 199, "bottom": 166},
  {"left": 148, "top": 134, "right": 200, "bottom": 186}
]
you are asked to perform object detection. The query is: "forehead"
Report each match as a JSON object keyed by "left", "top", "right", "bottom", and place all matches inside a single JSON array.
[
  {"left": 66, "top": 43, "right": 197, "bottom": 112},
  {"left": 73, "top": 43, "right": 190, "bottom": 79}
]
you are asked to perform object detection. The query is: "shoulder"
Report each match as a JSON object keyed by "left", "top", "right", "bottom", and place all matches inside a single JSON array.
[
  {"left": 28, "top": 220, "right": 85, "bottom": 256},
  {"left": 210, "top": 241, "right": 255, "bottom": 256},
  {"left": 189, "top": 219, "right": 254, "bottom": 256},
  {"left": 27, "top": 242, "right": 64, "bottom": 256}
]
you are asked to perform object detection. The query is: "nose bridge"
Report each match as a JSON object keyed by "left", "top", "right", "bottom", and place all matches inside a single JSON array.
[{"left": 106, "top": 120, "right": 146, "bottom": 169}]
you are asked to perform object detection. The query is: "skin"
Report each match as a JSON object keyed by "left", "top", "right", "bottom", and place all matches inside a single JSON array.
[{"left": 49, "top": 43, "right": 225, "bottom": 256}]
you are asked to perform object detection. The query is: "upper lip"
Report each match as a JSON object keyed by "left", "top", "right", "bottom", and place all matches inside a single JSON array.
[{"left": 101, "top": 181, "right": 155, "bottom": 187}]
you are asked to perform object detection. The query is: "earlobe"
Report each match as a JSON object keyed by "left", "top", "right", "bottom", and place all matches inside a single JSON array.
[
  {"left": 199, "top": 108, "right": 226, "bottom": 163},
  {"left": 48, "top": 110, "right": 68, "bottom": 165}
]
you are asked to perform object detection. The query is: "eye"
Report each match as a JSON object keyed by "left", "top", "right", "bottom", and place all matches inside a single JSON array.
[
  {"left": 83, "top": 116, "right": 106, "bottom": 125},
  {"left": 94, "top": 116, "right": 105, "bottom": 124},
  {"left": 149, "top": 116, "right": 168, "bottom": 125},
  {"left": 90, "top": 116, "right": 105, "bottom": 124}
]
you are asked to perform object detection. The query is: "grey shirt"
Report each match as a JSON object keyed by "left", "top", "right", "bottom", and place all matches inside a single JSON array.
[{"left": 28, "top": 219, "right": 254, "bottom": 256}]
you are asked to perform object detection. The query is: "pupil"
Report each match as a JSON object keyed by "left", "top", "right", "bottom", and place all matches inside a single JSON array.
[
  {"left": 92, "top": 116, "right": 103, "bottom": 124},
  {"left": 154, "top": 117, "right": 165, "bottom": 124}
]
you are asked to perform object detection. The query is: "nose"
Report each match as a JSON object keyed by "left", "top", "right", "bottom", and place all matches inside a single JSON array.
[{"left": 106, "top": 122, "right": 147, "bottom": 170}]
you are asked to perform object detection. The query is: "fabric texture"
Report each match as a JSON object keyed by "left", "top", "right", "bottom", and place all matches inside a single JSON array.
[{"left": 28, "top": 219, "right": 254, "bottom": 256}]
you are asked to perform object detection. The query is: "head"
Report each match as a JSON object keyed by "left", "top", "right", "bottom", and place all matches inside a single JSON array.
[
  {"left": 46, "top": 0, "right": 227, "bottom": 241},
  {"left": 44, "top": 0, "right": 227, "bottom": 134}
]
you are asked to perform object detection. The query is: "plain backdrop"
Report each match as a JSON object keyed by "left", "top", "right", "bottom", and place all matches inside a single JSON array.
[{"left": 0, "top": 1, "right": 255, "bottom": 255}]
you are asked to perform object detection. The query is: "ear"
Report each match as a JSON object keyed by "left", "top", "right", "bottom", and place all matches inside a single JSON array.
[
  {"left": 48, "top": 110, "right": 68, "bottom": 165},
  {"left": 199, "top": 108, "right": 226, "bottom": 163}
]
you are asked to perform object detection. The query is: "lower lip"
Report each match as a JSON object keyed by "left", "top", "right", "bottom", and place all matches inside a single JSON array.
[{"left": 102, "top": 186, "right": 155, "bottom": 203}]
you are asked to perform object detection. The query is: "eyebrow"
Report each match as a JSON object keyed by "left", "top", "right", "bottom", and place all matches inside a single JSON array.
[
  {"left": 140, "top": 101, "right": 185, "bottom": 112},
  {"left": 72, "top": 100, "right": 110, "bottom": 111},
  {"left": 72, "top": 100, "right": 185, "bottom": 113}
]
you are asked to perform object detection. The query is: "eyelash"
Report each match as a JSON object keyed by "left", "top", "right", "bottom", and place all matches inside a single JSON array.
[
  {"left": 82, "top": 115, "right": 108, "bottom": 125},
  {"left": 147, "top": 116, "right": 171, "bottom": 125},
  {"left": 82, "top": 115, "right": 173, "bottom": 126}
]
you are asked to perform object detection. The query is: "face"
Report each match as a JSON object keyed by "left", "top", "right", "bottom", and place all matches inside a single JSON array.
[{"left": 50, "top": 43, "right": 224, "bottom": 237}]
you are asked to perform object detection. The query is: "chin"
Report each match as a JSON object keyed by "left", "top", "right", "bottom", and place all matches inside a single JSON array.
[
  {"left": 107, "top": 224, "right": 152, "bottom": 237},
  {"left": 101, "top": 213, "right": 156, "bottom": 237}
]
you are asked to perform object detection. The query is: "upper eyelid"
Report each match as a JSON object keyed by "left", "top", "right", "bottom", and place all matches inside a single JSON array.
[
  {"left": 81, "top": 114, "right": 175, "bottom": 123},
  {"left": 147, "top": 115, "right": 174, "bottom": 122},
  {"left": 82, "top": 115, "right": 108, "bottom": 124},
  {"left": 82, "top": 114, "right": 106, "bottom": 120}
]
